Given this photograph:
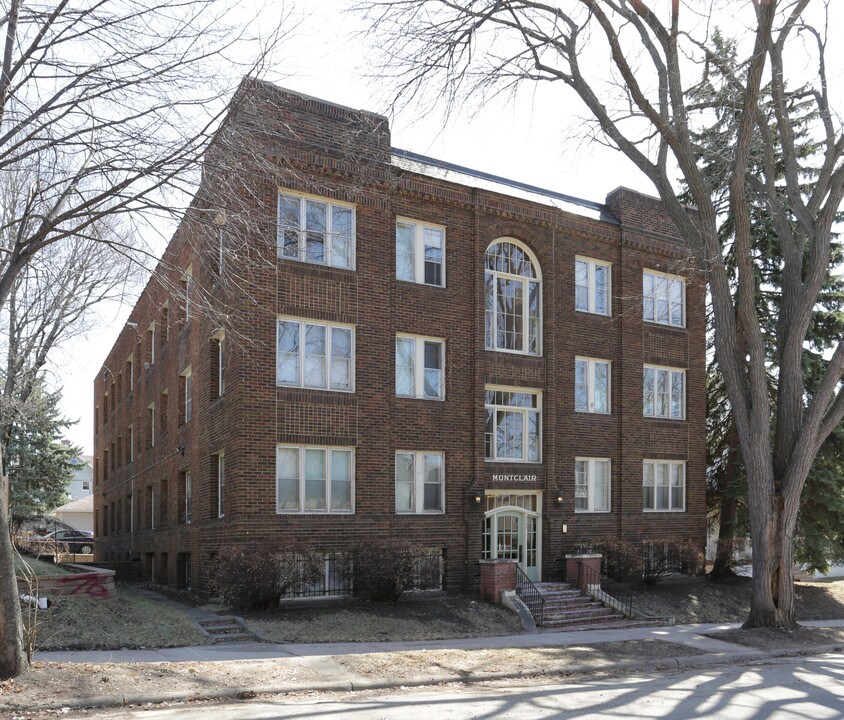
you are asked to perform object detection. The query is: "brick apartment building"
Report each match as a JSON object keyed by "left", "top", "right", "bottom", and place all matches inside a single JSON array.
[{"left": 93, "top": 78, "right": 706, "bottom": 596}]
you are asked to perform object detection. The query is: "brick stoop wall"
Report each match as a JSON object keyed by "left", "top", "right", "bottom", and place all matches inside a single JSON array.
[{"left": 92, "top": 79, "right": 707, "bottom": 597}]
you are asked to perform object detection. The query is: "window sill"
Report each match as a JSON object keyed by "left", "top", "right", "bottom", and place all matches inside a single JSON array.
[
  {"left": 642, "top": 508, "right": 686, "bottom": 513},
  {"left": 574, "top": 509, "right": 611, "bottom": 514},
  {"left": 395, "top": 395, "right": 445, "bottom": 402},
  {"left": 395, "top": 511, "right": 445, "bottom": 515},
  {"left": 643, "top": 416, "right": 686, "bottom": 422},
  {"left": 277, "top": 384, "right": 355, "bottom": 394},
  {"left": 277, "top": 253, "right": 356, "bottom": 273},
  {"left": 575, "top": 409, "right": 612, "bottom": 416},
  {"left": 397, "top": 278, "right": 446, "bottom": 289},
  {"left": 276, "top": 510, "right": 356, "bottom": 515},
  {"left": 484, "top": 347, "right": 543, "bottom": 358},
  {"left": 575, "top": 308, "right": 611, "bottom": 318},
  {"left": 484, "top": 459, "right": 542, "bottom": 464},
  {"left": 643, "top": 319, "right": 686, "bottom": 330}
]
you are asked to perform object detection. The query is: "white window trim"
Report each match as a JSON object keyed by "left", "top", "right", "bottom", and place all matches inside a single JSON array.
[
  {"left": 276, "top": 445, "right": 355, "bottom": 514},
  {"left": 643, "top": 269, "right": 686, "bottom": 328},
  {"left": 574, "top": 457, "right": 611, "bottom": 513},
  {"left": 395, "top": 217, "right": 446, "bottom": 287},
  {"left": 147, "top": 323, "right": 156, "bottom": 366},
  {"left": 182, "top": 266, "right": 193, "bottom": 324},
  {"left": 395, "top": 334, "right": 445, "bottom": 400},
  {"left": 181, "top": 367, "right": 192, "bottom": 423},
  {"left": 212, "top": 329, "right": 225, "bottom": 397},
  {"left": 127, "top": 425, "right": 134, "bottom": 463},
  {"left": 276, "top": 317, "right": 355, "bottom": 392},
  {"left": 484, "top": 385, "right": 542, "bottom": 463},
  {"left": 395, "top": 450, "right": 446, "bottom": 514},
  {"left": 277, "top": 189, "right": 356, "bottom": 269},
  {"left": 185, "top": 471, "right": 192, "bottom": 524},
  {"left": 643, "top": 364, "right": 686, "bottom": 420},
  {"left": 575, "top": 256, "right": 612, "bottom": 316},
  {"left": 484, "top": 238, "right": 543, "bottom": 357},
  {"left": 126, "top": 353, "right": 134, "bottom": 392},
  {"left": 217, "top": 451, "right": 225, "bottom": 518},
  {"left": 147, "top": 403, "right": 155, "bottom": 448},
  {"left": 643, "top": 460, "right": 686, "bottom": 512},
  {"left": 575, "top": 357, "right": 611, "bottom": 414}
]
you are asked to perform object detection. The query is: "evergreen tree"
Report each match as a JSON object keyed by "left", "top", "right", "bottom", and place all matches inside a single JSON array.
[{"left": 3, "top": 379, "right": 80, "bottom": 517}]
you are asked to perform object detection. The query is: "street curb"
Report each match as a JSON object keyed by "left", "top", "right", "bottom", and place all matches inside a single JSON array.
[{"left": 13, "top": 643, "right": 844, "bottom": 713}]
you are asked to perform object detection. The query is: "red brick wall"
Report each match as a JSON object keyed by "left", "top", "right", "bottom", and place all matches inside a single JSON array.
[{"left": 93, "top": 81, "right": 706, "bottom": 595}]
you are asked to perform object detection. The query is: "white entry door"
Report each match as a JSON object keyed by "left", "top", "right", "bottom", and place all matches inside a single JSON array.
[{"left": 485, "top": 508, "right": 540, "bottom": 582}]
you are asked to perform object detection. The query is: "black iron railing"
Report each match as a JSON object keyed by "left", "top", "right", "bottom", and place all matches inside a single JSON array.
[
  {"left": 515, "top": 564, "right": 545, "bottom": 627},
  {"left": 576, "top": 560, "right": 633, "bottom": 617}
]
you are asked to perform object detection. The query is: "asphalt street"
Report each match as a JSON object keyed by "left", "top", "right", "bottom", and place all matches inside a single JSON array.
[{"left": 41, "top": 652, "right": 844, "bottom": 720}]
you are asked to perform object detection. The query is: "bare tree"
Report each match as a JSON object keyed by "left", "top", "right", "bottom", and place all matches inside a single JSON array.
[
  {"left": 360, "top": 0, "right": 844, "bottom": 629},
  {"left": 0, "top": 0, "right": 291, "bottom": 678}
]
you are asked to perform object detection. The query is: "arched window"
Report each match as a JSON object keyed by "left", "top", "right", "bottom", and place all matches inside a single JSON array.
[{"left": 484, "top": 239, "right": 542, "bottom": 355}]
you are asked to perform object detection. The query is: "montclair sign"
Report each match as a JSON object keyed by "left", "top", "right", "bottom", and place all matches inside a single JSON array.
[{"left": 492, "top": 474, "right": 538, "bottom": 483}]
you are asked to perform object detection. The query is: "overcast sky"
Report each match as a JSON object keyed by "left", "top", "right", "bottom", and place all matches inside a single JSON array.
[{"left": 52, "top": 1, "right": 663, "bottom": 454}]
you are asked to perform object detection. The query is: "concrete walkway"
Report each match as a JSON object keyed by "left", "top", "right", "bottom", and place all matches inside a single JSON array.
[{"left": 36, "top": 618, "right": 844, "bottom": 664}]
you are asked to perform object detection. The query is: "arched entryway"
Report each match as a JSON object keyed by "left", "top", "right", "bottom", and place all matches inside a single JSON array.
[{"left": 482, "top": 492, "right": 542, "bottom": 582}]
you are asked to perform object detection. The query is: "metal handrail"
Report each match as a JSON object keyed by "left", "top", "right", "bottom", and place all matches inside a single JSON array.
[
  {"left": 515, "top": 564, "right": 545, "bottom": 627},
  {"left": 576, "top": 560, "right": 633, "bottom": 617}
]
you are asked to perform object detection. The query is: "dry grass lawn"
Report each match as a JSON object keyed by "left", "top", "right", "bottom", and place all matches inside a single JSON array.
[
  {"left": 244, "top": 596, "right": 524, "bottom": 643},
  {"left": 29, "top": 588, "right": 209, "bottom": 651}
]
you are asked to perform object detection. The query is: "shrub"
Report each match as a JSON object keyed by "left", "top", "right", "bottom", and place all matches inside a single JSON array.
[
  {"left": 642, "top": 538, "right": 706, "bottom": 585},
  {"left": 594, "top": 537, "right": 643, "bottom": 580},
  {"left": 213, "top": 546, "right": 326, "bottom": 610},
  {"left": 347, "top": 539, "right": 440, "bottom": 602}
]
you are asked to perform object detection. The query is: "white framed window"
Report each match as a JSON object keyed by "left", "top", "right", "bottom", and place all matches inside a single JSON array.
[
  {"left": 277, "top": 318, "right": 354, "bottom": 392},
  {"left": 127, "top": 425, "right": 134, "bottom": 463},
  {"left": 82, "top": 480, "right": 91, "bottom": 491},
  {"left": 146, "top": 323, "right": 156, "bottom": 366},
  {"left": 276, "top": 446, "right": 354, "bottom": 514},
  {"left": 395, "top": 451, "right": 444, "bottom": 514},
  {"left": 484, "top": 386, "right": 541, "bottom": 462},
  {"left": 395, "top": 335, "right": 444, "bottom": 400},
  {"left": 643, "top": 460, "right": 685, "bottom": 511},
  {"left": 575, "top": 458, "right": 610, "bottom": 512},
  {"left": 484, "top": 239, "right": 542, "bottom": 355},
  {"left": 277, "top": 190, "right": 355, "bottom": 269},
  {"left": 126, "top": 353, "right": 134, "bottom": 392},
  {"left": 575, "top": 357, "right": 611, "bottom": 414},
  {"left": 181, "top": 267, "right": 193, "bottom": 325},
  {"left": 146, "top": 403, "right": 155, "bottom": 448},
  {"left": 643, "top": 270, "right": 685, "bottom": 327},
  {"left": 212, "top": 329, "right": 225, "bottom": 398},
  {"left": 575, "top": 257, "right": 611, "bottom": 315},
  {"left": 185, "top": 471, "right": 193, "bottom": 524},
  {"left": 396, "top": 218, "right": 445, "bottom": 287},
  {"left": 217, "top": 451, "right": 225, "bottom": 518},
  {"left": 178, "top": 367, "right": 193, "bottom": 424},
  {"left": 643, "top": 365, "right": 685, "bottom": 419}
]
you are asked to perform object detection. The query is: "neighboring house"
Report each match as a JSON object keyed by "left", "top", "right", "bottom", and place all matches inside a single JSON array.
[
  {"left": 92, "top": 80, "right": 706, "bottom": 595},
  {"left": 68, "top": 455, "right": 94, "bottom": 501},
  {"left": 50, "top": 494, "right": 94, "bottom": 534}
]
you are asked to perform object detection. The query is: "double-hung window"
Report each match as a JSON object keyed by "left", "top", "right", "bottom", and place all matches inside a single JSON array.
[
  {"left": 643, "top": 460, "right": 685, "bottom": 511},
  {"left": 395, "top": 451, "right": 444, "bottom": 513},
  {"left": 643, "top": 365, "right": 685, "bottom": 419},
  {"left": 575, "top": 458, "right": 610, "bottom": 512},
  {"left": 643, "top": 270, "right": 685, "bottom": 327},
  {"left": 395, "top": 335, "right": 444, "bottom": 399},
  {"left": 278, "top": 191, "right": 355, "bottom": 269},
  {"left": 575, "top": 257, "right": 611, "bottom": 315},
  {"left": 396, "top": 219, "right": 445, "bottom": 286},
  {"left": 277, "top": 318, "right": 354, "bottom": 391},
  {"left": 276, "top": 446, "right": 354, "bottom": 513},
  {"left": 484, "top": 387, "right": 541, "bottom": 462},
  {"left": 484, "top": 239, "right": 542, "bottom": 355},
  {"left": 575, "top": 358, "right": 610, "bottom": 414}
]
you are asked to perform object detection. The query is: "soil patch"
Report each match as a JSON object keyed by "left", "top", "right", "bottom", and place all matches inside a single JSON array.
[
  {"left": 0, "top": 640, "right": 705, "bottom": 711},
  {"left": 242, "top": 595, "right": 523, "bottom": 643},
  {"left": 704, "top": 626, "right": 844, "bottom": 651},
  {"left": 338, "top": 639, "right": 706, "bottom": 679},
  {"left": 619, "top": 576, "right": 844, "bottom": 624}
]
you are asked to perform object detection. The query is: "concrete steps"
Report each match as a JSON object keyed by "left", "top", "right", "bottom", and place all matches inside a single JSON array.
[
  {"left": 533, "top": 581, "right": 651, "bottom": 631},
  {"left": 197, "top": 616, "right": 257, "bottom": 643}
]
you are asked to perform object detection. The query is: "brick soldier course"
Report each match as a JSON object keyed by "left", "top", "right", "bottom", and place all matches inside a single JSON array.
[{"left": 93, "top": 78, "right": 706, "bottom": 597}]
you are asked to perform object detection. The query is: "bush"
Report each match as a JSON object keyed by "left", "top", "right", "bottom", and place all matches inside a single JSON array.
[
  {"left": 212, "top": 546, "right": 326, "bottom": 610},
  {"left": 347, "top": 540, "right": 441, "bottom": 602},
  {"left": 642, "top": 538, "right": 705, "bottom": 585},
  {"left": 594, "top": 537, "right": 643, "bottom": 580}
]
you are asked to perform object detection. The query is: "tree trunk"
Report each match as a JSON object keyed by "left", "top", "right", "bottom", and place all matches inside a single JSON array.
[
  {"left": 0, "top": 473, "right": 26, "bottom": 678},
  {"left": 711, "top": 421, "right": 742, "bottom": 580},
  {"left": 744, "top": 494, "right": 798, "bottom": 629}
]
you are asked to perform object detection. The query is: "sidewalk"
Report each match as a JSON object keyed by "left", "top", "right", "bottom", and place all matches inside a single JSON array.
[{"left": 10, "top": 618, "right": 842, "bottom": 714}]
